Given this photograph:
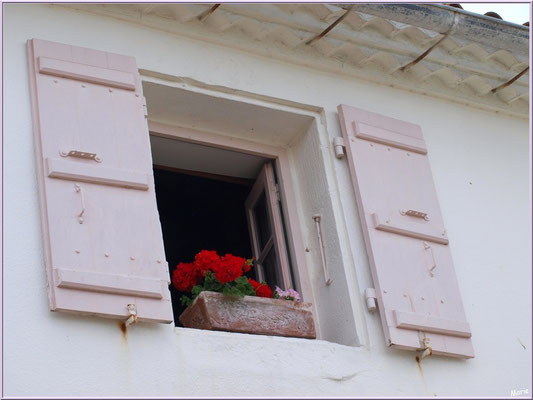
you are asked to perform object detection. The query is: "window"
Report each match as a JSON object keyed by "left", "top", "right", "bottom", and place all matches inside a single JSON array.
[{"left": 150, "top": 135, "right": 296, "bottom": 325}]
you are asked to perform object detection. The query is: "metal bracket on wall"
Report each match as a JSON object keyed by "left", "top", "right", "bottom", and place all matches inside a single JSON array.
[{"left": 313, "top": 215, "right": 333, "bottom": 286}]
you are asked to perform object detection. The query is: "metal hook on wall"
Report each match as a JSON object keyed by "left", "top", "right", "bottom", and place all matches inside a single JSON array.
[
  {"left": 313, "top": 215, "right": 333, "bottom": 286},
  {"left": 74, "top": 184, "right": 85, "bottom": 224}
]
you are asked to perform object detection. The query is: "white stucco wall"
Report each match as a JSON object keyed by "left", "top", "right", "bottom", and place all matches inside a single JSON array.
[{"left": 3, "top": 4, "right": 531, "bottom": 397}]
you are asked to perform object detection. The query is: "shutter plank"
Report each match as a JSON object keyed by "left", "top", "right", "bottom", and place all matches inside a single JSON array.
[
  {"left": 46, "top": 158, "right": 150, "bottom": 190},
  {"left": 354, "top": 122, "right": 427, "bottom": 154},
  {"left": 38, "top": 57, "right": 136, "bottom": 90},
  {"left": 372, "top": 213, "right": 448, "bottom": 244},
  {"left": 54, "top": 268, "right": 164, "bottom": 299},
  {"left": 28, "top": 39, "right": 172, "bottom": 323},
  {"left": 338, "top": 104, "right": 474, "bottom": 358},
  {"left": 393, "top": 310, "right": 471, "bottom": 338}
]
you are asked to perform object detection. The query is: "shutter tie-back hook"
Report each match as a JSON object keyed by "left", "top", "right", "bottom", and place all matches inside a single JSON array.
[
  {"left": 420, "top": 337, "right": 433, "bottom": 359},
  {"left": 74, "top": 184, "right": 85, "bottom": 224},
  {"left": 124, "top": 304, "right": 138, "bottom": 327},
  {"left": 423, "top": 241, "right": 437, "bottom": 277}
]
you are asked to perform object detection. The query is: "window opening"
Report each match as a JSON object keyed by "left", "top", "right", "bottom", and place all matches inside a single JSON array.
[
  {"left": 151, "top": 136, "right": 295, "bottom": 326},
  {"left": 153, "top": 166, "right": 254, "bottom": 325}
]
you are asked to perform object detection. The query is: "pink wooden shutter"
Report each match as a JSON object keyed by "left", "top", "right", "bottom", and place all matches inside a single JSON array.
[
  {"left": 338, "top": 104, "right": 474, "bottom": 358},
  {"left": 27, "top": 39, "right": 172, "bottom": 323}
]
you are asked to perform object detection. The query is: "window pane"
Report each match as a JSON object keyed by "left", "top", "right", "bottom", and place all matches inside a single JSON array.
[
  {"left": 260, "top": 248, "right": 282, "bottom": 288},
  {"left": 253, "top": 191, "right": 272, "bottom": 251}
]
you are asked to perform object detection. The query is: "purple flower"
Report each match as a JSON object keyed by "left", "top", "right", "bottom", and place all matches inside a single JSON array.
[
  {"left": 286, "top": 288, "right": 301, "bottom": 301},
  {"left": 274, "top": 286, "right": 301, "bottom": 302}
]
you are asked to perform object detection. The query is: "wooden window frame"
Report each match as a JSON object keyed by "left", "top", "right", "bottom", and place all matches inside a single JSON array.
[{"left": 245, "top": 162, "right": 293, "bottom": 289}]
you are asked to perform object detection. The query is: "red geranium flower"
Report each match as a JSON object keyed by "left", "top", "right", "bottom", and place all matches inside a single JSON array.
[
  {"left": 212, "top": 254, "right": 246, "bottom": 284},
  {"left": 172, "top": 262, "right": 201, "bottom": 292},
  {"left": 174, "top": 250, "right": 256, "bottom": 296},
  {"left": 242, "top": 258, "right": 253, "bottom": 273},
  {"left": 248, "top": 278, "right": 273, "bottom": 298},
  {"left": 193, "top": 250, "right": 220, "bottom": 277}
]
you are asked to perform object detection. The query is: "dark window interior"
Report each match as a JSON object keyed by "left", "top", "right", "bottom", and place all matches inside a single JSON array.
[{"left": 153, "top": 167, "right": 254, "bottom": 326}]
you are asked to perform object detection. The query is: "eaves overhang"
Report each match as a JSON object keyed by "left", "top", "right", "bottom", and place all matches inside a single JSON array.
[
  {"left": 60, "top": 3, "right": 530, "bottom": 119},
  {"left": 337, "top": 3, "right": 529, "bottom": 53}
]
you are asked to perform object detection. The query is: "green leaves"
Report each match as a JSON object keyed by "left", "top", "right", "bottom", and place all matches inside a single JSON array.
[
  {"left": 180, "top": 295, "right": 193, "bottom": 307},
  {"left": 182, "top": 271, "right": 256, "bottom": 306},
  {"left": 202, "top": 272, "right": 223, "bottom": 292},
  {"left": 222, "top": 276, "right": 256, "bottom": 297}
]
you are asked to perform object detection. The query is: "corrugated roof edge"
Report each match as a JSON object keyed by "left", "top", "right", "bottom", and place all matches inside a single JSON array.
[{"left": 335, "top": 3, "right": 529, "bottom": 55}]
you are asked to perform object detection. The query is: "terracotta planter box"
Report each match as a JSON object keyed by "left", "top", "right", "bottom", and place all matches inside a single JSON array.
[{"left": 179, "top": 291, "right": 316, "bottom": 339}]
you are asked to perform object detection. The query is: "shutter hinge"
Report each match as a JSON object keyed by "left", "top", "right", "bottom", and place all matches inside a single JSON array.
[
  {"left": 333, "top": 137, "right": 345, "bottom": 159},
  {"left": 420, "top": 337, "right": 433, "bottom": 359},
  {"left": 365, "top": 288, "right": 377, "bottom": 312},
  {"left": 124, "top": 304, "right": 138, "bottom": 327},
  {"left": 142, "top": 96, "right": 148, "bottom": 118}
]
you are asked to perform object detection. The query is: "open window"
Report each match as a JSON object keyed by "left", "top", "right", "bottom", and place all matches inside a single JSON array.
[
  {"left": 245, "top": 163, "right": 293, "bottom": 290},
  {"left": 150, "top": 135, "right": 295, "bottom": 325}
]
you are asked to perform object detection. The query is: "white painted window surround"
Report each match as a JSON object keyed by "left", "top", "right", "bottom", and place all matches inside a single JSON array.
[{"left": 144, "top": 78, "right": 361, "bottom": 346}]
